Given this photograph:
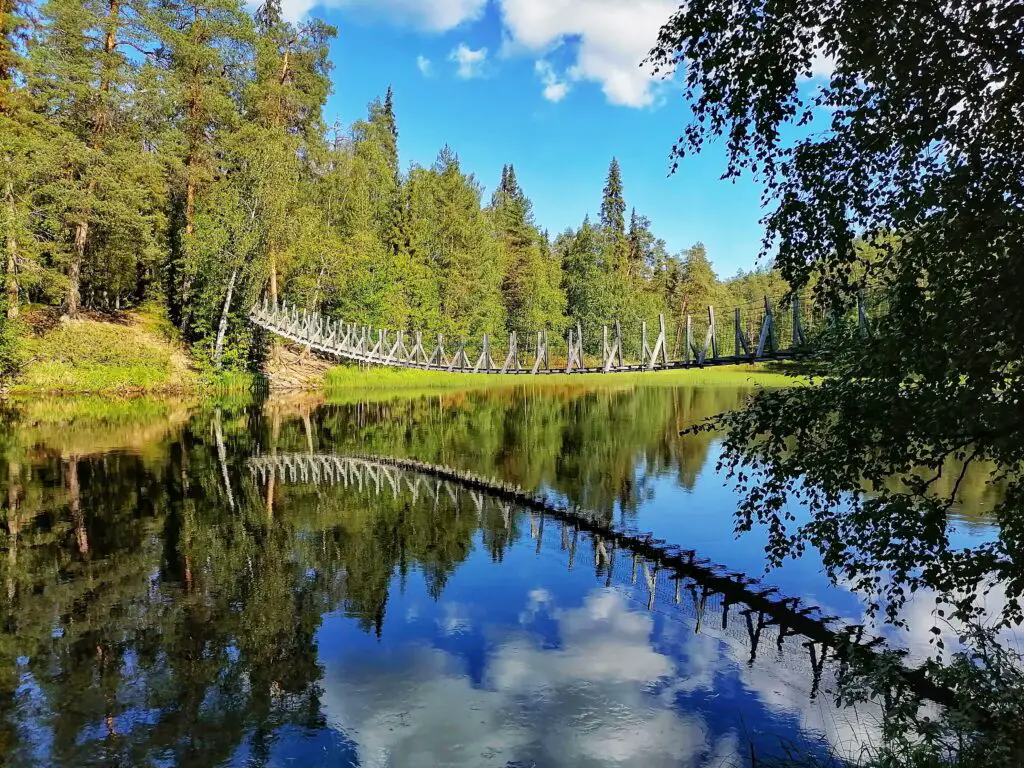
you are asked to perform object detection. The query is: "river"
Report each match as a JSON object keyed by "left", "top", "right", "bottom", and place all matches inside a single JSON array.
[{"left": 0, "top": 384, "right": 1004, "bottom": 767}]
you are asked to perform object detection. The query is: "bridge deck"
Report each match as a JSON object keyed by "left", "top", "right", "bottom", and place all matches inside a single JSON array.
[{"left": 250, "top": 298, "right": 800, "bottom": 374}]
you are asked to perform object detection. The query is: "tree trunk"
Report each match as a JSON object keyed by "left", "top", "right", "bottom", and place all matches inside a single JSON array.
[
  {"left": 68, "top": 220, "right": 86, "bottom": 318},
  {"left": 4, "top": 185, "right": 17, "bottom": 319},
  {"left": 185, "top": 174, "right": 196, "bottom": 237},
  {"left": 268, "top": 249, "right": 277, "bottom": 304},
  {"left": 213, "top": 267, "right": 237, "bottom": 368}
]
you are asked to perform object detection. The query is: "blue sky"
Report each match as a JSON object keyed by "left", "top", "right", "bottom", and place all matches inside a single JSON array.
[{"left": 273, "top": 0, "right": 788, "bottom": 278}]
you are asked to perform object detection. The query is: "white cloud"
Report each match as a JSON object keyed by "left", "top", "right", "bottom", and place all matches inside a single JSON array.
[
  {"left": 497, "top": 0, "right": 678, "bottom": 108},
  {"left": 805, "top": 50, "right": 836, "bottom": 80},
  {"left": 417, "top": 55, "right": 434, "bottom": 77},
  {"left": 272, "top": 0, "right": 487, "bottom": 29},
  {"left": 449, "top": 43, "right": 488, "bottom": 79},
  {"left": 535, "top": 60, "right": 570, "bottom": 103}
]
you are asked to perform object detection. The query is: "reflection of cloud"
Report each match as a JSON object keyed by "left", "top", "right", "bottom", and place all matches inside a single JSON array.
[
  {"left": 322, "top": 589, "right": 708, "bottom": 767},
  {"left": 438, "top": 602, "right": 472, "bottom": 636}
]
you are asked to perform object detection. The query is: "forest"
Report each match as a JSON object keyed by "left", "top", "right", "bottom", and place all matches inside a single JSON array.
[{"left": 0, "top": 0, "right": 787, "bottom": 377}]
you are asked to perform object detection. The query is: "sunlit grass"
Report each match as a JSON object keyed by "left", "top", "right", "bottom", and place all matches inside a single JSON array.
[
  {"left": 324, "top": 362, "right": 806, "bottom": 394},
  {"left": 8, "top": 306, "right": 264, "bottom": 396}
]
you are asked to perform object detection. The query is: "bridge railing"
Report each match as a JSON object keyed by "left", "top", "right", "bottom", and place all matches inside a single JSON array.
[{"left": 250, "top": 289, "right": 878, "bottom": 374}]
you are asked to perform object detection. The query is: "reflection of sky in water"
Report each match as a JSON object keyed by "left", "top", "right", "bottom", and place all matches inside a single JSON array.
[{"left": 224, "top": 515, "right": 880, "bottom": 767}]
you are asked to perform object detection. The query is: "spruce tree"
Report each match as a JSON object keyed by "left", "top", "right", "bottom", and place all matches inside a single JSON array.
[{"left": 600, "top": 157, "right": 626, "bottom": 242}]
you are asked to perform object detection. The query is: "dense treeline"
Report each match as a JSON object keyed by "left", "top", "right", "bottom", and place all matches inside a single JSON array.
[{"left": 0, "top": 0, "right": 784, "bottom": 375}]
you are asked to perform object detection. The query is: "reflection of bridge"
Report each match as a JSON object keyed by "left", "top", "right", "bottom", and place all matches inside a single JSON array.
[
  {"left": 249, "top": 296, "right": 810, "bottom": 373},
  {"left": 247, "top": 453, "right": 951, "bottom": 706}
]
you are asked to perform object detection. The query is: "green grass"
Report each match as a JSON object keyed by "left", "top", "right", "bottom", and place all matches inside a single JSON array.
[
  {"left": 324, "top": 362, "right": 806, "bottom": 394},
  {"left": 7, "top": 305, "right": 267, "bottom": 396},
  {"left": 11, "top": 311, "right": 199, "bottom": 394}
]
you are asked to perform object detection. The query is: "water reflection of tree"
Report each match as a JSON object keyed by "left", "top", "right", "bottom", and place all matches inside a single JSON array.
[
  {"left": 0, "top": 410, "right": 528, "bottom": 765},
  {"left": 264, "top": 385, "right": 754, "bottom": 522}
]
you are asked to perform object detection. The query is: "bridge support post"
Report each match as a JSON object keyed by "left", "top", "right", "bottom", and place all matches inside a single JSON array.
[
  {"left": 532, "top": 331, "right": 546, "bottom": 374},
  {"left": 735, "top": 308, "right": 750, "bottom": 357},
  {"left": 857, "top": 290, "right": 871, "bottom": 338},
  {"left": 615, "top": 320, "right": 623, "bottom": 369},
  {"left": 647, "top": 314, "right": 667, "bottom": 370},
  {"left": 792, "top": 295, "right": 806, "bottom": 348},
  {"left": 755, "top": 297, "right": 774, "bottom": 359},
  {"left": 474, "top": 334, "right": 495, "bottom": 373},
  {"left": 685, "top": 315, "right": 693, "bottom": 365},
  {"left": 501, "top": 332, "right": 520, "bottom": 373}
]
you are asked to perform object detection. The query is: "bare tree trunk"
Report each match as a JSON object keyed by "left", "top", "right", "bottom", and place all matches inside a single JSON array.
[
  {"left": 268, "top": 248, "right": 278, "bottom": 305},
  {"left": 213, "top": 267, "right": 237, "bottom": 368},
  {"left": 3, "top": 174, "right": 18, "bottom": 316},
  {"left": 67, "top": 219, "right": 87, "bottom": 318}
]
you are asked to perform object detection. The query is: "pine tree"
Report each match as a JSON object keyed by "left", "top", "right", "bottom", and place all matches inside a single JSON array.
[
  {"left": 247, "top": 0, "right": 333, "bottom": 306},
  {"left": 30, "top": 0, "right": 163, "bottom": 317},
  {"left": 149, "top": 0, "right": 253, "bottom": 325},
  {"left": 381, "top": 85, "right": 398, "bottom": 183}
]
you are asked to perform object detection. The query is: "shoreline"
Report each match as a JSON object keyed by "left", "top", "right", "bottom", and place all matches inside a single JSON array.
[{"left": 3, "top": 362, "right": 805, "bottom": 400}]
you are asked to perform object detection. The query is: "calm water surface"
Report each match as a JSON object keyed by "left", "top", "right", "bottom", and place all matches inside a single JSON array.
[{"left": 0, "top": 385, "right": 1003, "bottom": 767}]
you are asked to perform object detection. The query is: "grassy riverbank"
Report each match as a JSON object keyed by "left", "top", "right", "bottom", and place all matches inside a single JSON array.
[
  {"left": 323, "top": 361, "right": 805, "bottom": 392},
  {"left": 6, "top": 305, "right": 259, "bottom": 396}
]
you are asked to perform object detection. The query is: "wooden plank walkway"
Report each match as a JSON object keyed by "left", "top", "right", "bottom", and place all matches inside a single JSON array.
[{"left": 249, "top": 297, "right": 800, "bottom": 374}]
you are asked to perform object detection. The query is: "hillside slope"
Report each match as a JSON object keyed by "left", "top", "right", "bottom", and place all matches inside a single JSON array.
[{"left": 10, "top": 307, "right": 201, "bottom": 395}]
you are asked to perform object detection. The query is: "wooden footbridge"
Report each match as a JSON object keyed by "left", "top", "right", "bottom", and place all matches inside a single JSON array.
[
  {"left": 247, "top": 452, "right": 951, "bottom": 706},
  {"left": 249, "top": 295, "right": 822, "bottom": 373}
]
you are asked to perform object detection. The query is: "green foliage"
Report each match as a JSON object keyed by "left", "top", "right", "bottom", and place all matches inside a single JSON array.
[
  {"left": 650, "top": 0, "right": 1023, "bottom": 758},
  {"left": 2, "top": 0, "right": 801, "bottom": 391}
]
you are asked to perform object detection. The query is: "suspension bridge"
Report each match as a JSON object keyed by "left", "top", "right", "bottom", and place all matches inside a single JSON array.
[
  {"left": 248, "top": 292, "right": 868, "bottom": 374},
  {"left": 247, "top": 452, "right": 950, "bottom": 706}
]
